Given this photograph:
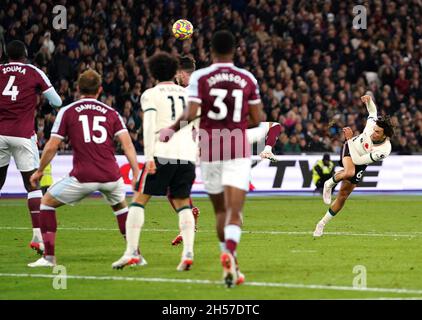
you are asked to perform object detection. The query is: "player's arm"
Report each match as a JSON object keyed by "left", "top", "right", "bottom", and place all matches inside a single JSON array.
[
  {"left": 116, "top": 131, "right": 140, "bottom": 190},
  {"left": 166, "top": 101, "right": 200, "bottom": 134},
  {"left": 159, "top": 70, "right": 201, "bottom": 142},
  {"left": 141, "top": 92, "right": 158, "bottom": 174},
  {"left": 361, "top": 94, "right": 377, "bottom": 119},
  {"left": 344, "top": 127, "right": 385, "bottom": 165},
  {"left": 347, "top": 139, "right": 385, "bottom": 165},
  {"left": 30, "top": 137, "right": 61, "bottom": 188},
  {"left": 43, "top": 87, "right": 62, "bottom": 108},
  {"left": 35, "top": 66, "right": 63, "bottom": 107},
  {"left": 248, "top": 101, "right": 264, "bottom": 128},
  {"left": 248, "top": 73, "right": 264, "bottom": 128},
  {"left": 361, "top": 94, "right": 378, "bottom": 134}
]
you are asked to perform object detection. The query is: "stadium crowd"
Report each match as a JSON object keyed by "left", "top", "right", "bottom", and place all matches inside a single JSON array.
[{"left": 1, "top": 0, "right": 421, "bottom": 154}]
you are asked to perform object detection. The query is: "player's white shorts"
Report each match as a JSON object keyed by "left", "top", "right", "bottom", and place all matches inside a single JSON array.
[
  {"left": 200, "top": 158, "right": 251, "bottom": 194},
  {"left": 48, "top": 176, "right": 126, "bottom": 205},
  {"left": 0, "top": 135, "right": 39, "bottom": 171}
]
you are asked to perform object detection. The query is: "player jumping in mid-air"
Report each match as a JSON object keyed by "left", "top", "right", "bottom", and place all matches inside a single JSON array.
[
  {"left": 313, "top": 94, "right": 394, "bottom": 237},
  {"left": 28, "top": 69, "right": 140, "bottom": 267},
  {"left": 170, "top": 57, "right": 282, "bottom": 247},
  {"left": 112, "top": 52, "right": 198, "bottom": 271},
  {"left": 160, "top": 30, "right": 264, "bottom": 287},
  {"left": 0, "top": 40, "right": 62, "bottom": 256}
]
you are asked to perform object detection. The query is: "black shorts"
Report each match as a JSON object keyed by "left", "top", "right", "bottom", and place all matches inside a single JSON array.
[
  {"left": 340, "top": 143, "right": 367, "bottom": 185},
  {"left": 135, "top": 157, "right": 195, "bottom": 198}
]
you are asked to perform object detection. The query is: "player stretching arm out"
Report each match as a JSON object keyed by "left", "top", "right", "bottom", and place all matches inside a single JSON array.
[{"left": 313, "top": 94, "right": 394, "bottom": 237}]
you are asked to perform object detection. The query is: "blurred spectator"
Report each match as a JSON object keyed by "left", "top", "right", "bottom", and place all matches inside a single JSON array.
[{"left": 1, "top": 0, "right": 420, "bottom": 154}]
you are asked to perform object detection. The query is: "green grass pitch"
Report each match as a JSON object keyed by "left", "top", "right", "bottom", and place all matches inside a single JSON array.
[{"left": 1, "top": 195, "right": 422, "bottom": 300}]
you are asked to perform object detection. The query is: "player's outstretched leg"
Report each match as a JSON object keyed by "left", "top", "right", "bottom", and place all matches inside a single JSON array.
[
  {"left": 314, "top": 180, "right": 355, "bottom": 237},
  {"left": 322, "top": 157, "right": 356, "bottom": 204},
  {"left": 259, "top": 123, "right": 281, "bottom": 162}
]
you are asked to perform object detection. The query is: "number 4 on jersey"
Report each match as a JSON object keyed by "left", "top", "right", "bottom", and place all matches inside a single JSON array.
[{"left": 2, "top": 76, "right": 19, "bottom": 101}]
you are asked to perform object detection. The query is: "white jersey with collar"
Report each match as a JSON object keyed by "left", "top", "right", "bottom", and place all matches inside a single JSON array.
[{"left": 347, "top": 99, "right": 392, "bottom": 165}]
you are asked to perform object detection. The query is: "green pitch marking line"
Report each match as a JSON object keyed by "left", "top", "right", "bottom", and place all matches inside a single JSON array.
[
  {"left": 0, "top": 226, "right": 421, "bottom": 238},
  {"left": 1, "top": 273, "right": 422, "bottom": 295}
]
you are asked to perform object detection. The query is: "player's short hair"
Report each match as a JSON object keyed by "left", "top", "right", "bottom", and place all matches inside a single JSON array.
[
  {"left": 211, "top": 30, "right": 235, "bottom": 56},
  {"left": 147, "top": 52, "right": 179, "bottom": 82},
  {"left": 6, "top": 40, "right": 27, "bottom": 60},
  {"left": 376, "top": 116, "right": 394, "bottom": 138},
  {"left": 78, "top": 69, "right": 102, "bottom": 95},
  {"left": 179, "top": 56, "right": 196, "bottom": 73}
]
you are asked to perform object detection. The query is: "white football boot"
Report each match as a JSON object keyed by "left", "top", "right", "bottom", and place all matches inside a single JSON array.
[
  {"left": 28, "top": 256, "right": 56, "bottom": 268},
  {"left": 112, "top": 254, "right": 147, "bottom": 269},
  {"left": 177, "top": 252, "right": 193, "bottom": 271},
  {"left": 220, "top": 252, "right": 238, "bottom": 288},
  {"left": 259, "top": 149, "right": 278, "bottom": 162},
  {"left": 313, "top": 222, "right": 325, "bottom": 237}
]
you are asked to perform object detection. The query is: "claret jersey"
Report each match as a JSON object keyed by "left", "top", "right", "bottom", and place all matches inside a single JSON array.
[{"left": 51, "top": 98, "right": 127, "bottom": 183}]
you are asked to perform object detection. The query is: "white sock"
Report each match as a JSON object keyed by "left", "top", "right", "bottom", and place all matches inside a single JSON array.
[
  {"left": 125, "top": 204, "right": 144, "bottom": 256},
  {"left": 219, "top": 242, "right": 227, "bottom": 253},
  {"left": 179, "top": 207, "right": 195, "bottom": 258},
  {"left": 327, "top": 177, "right": 338, "bottom": 188},
  {"left": 224, "top": 224, "right": 242, "bottom": 244},
  {"left": 33, "top": 228, "right": 43, "bottom": 243},
  {"left": 320, "top": 209, "right": 335, "bottom": 225},
  {"left": 264, "top": 145, "right": 272, "bottom": 153}
]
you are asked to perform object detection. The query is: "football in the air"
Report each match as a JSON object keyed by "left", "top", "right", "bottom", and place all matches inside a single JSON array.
[{"left": 172, "top": 19, "right": 194, "bottom": 40}]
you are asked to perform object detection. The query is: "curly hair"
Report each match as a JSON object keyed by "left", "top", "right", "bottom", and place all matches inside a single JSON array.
[
  {"left": 147, "top": 52, "right": 179, "bottom": 82},
  {"left": 376, "top": 116, "right": 395, "bottom": 138}
]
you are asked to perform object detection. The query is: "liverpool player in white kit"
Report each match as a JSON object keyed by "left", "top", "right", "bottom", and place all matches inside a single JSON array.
[
  {"left": 160, "top": 30, "right": 264, "bottom": 287},
  {"left": 0, "top": 40, "right": 62, "bottom": 255},
  {"left": 28, "top": 69, "right": 140, "bottom": 267},
  {"left": 112, "top": 52, "right": 197, "bottom": 271},
  {"left": 313, "top": 95, "right": 394, "bottom": 237}
]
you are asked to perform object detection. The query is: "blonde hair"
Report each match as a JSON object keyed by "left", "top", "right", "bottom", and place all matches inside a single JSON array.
[{"left": 78, "top": 69, "right": 102, "bottom": 95}]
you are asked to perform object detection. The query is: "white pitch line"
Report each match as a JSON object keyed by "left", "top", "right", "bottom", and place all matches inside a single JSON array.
[
  {"left": 0, "top": 273, "right": 422, "bottom": 295},
  {"left": 346, "top": 297, "right": 422, "bottom": 300},
  {"left": 0, "top": 226, "right": 421, "bottom": 238}
]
